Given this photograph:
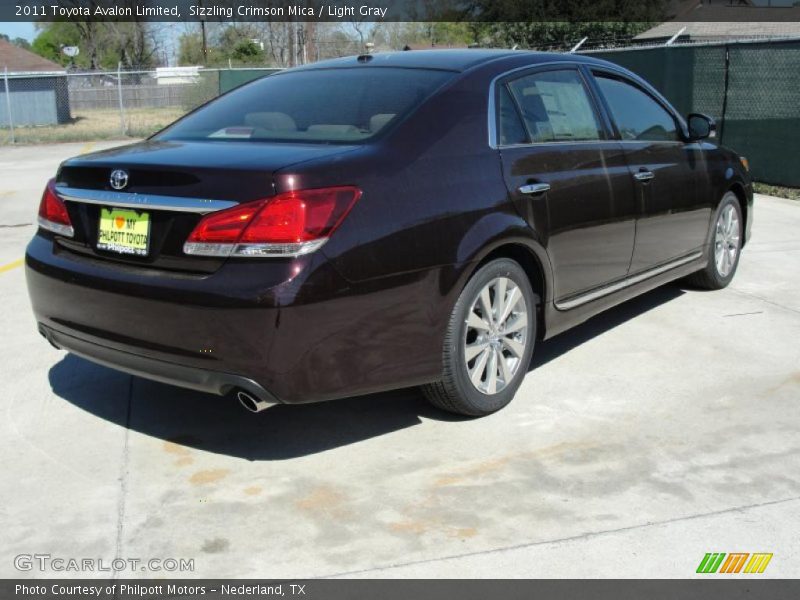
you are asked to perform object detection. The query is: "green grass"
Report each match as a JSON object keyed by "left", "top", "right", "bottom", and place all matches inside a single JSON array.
[{"left": 753, "top": 182, "right": 800, "bottom": 201}]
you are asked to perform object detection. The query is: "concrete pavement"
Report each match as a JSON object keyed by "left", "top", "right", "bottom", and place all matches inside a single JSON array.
[{"left": 0, "top": 141, "right": 798, "bottom": 578}]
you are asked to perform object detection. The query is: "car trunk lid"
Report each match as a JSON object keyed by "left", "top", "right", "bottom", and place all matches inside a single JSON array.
[{"left": 54, "top": 140, "right": 357, "bottom": 273}]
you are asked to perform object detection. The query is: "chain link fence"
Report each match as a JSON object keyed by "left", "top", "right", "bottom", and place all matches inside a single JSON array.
[{"left": 0, "top": 66, "right": 279, "bottom": 146}]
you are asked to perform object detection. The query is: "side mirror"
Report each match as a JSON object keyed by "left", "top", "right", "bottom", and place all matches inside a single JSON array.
[{"left": 687, "top": 113, "right": 716, "bottom": 141}]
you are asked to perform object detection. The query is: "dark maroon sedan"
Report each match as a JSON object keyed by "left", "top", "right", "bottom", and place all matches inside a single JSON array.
[{"left": 26, "top": 50, "right": 752, "bottom": 416}]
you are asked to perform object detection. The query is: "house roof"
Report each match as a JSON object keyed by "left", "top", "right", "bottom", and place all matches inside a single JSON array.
[
  {"left": 0, "top": 39, "right": 65, "bottom": 74},
  {"left": 636, "top": 2, "right": 800, "bottom": 41},
  {"left": 636, "top": 20, "right": 800, "bottom": 41}
]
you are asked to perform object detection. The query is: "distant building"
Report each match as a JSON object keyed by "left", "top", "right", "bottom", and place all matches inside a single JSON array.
[
  {"left": 636, "top": 1, "right": 800, "bottom": 43},
  {"left": 0, "top": 39, "right": 70, "bottom": 127},
  {"left": 154, "top": 66, "right": 202, "bottom": 86}
]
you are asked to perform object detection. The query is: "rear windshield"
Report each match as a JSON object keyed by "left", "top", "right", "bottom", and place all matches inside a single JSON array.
[{"left": 155, "top": 67, "right": 454, "bottom": 144}]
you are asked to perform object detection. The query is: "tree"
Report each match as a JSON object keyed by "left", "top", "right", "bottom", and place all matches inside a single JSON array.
[
  {"left": 440, "top": 0, "right": 668, "bottom": 50},
  {"left": 106, "top": 21, "right": 161, "bottom": 69},
  {"left": 31, "top": 18, "right": 161, "bottom": 70},
  {"left": 12, "top": 37, "right": 32, "bottom": 50},
  {"left": 459, "top": 0, "right": 667, "bottom": 22},
  {"left": 0, "top": 34, "right": 32, "bottom": 50},
  {"left": 31, "top": 23, "right": 81, "bottom": 66},
  {"left": 178, "top": 32, "right": 208, "bottom": 66},
  {"left": 476, "top": 21, "right": 656, "bottom": 50},
  {"left": 232, "top": 40, "right": 263, "bottom": 62},
  {"left": 375, "top": 22, "right": 476, "bottom": 49}
]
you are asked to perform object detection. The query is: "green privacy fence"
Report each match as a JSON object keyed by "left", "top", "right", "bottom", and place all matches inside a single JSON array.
[
  {"left": 218, "top": 68, "right": 282, "bottom": 95},
  {"left": 589, "top": 39, "right": 800, "bottom": 187}
]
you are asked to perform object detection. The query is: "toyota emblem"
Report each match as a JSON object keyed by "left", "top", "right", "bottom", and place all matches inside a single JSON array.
[{"left": 109, "top": 169, "right": 129, "bottom": 190}]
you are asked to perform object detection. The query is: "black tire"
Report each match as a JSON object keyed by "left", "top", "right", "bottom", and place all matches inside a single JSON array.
[
  {"left": 422, "top": 258, "right": 537, "bottom": 416},
  {"left": 685, "top": 191, "right": 744, "bottom": 290}
]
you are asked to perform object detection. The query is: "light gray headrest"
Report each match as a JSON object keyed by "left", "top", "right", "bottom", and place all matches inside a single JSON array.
[
  {"left": 244, "top": 112, "right": 297, "bottom": 131},
  {"left": 369, "top": 113, "right": 396, "bottom": 132}
]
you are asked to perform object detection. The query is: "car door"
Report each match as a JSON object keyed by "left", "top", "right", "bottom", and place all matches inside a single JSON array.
[
  {"left": 590, "top": 70, "right": 713, "bottom": 273},
  {"left": 495, "top": 66, "right": 638, "bottom": 305}
]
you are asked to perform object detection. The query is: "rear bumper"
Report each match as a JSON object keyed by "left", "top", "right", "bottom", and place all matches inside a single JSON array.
[
  {"left": 38, "top": 322, "right": 278, "bottom": 403},
  {"left": 25, "top": 233, "right": 319, "bottom": 403},
  {"left": 25, "top": 233, "right": 445, "bottom": 404}
]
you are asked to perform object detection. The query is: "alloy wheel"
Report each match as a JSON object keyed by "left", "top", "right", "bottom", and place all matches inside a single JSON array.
[
  {"left": 714, "top": 203, "right": 740, "bottom": 277},
  {"left": 463, "top": 277, "right": 529, "bottom": 395}
]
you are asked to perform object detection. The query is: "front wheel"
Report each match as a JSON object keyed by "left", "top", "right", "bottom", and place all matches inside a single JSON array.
[
  {"left": 422, "top": 258, "right": 537, "bottom": 416},
  {"left": 685, "top": 191, "right": 743, "bottom": 290}
]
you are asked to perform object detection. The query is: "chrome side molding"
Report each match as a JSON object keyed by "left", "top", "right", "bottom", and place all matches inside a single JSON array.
[
  {"left": 55, "top": 186, "right": 238, "bottom": 214},
  {"left": 555, "top": 251, "right": 703, "bottom": 310}
]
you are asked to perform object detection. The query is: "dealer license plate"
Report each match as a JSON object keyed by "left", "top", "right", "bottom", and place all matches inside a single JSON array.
[{"left": 97, "top": 207, "right": 150, "bottom": 256}]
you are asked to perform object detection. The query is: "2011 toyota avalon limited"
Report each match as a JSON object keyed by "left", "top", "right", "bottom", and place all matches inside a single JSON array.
[{"left": 26, "top": 50, "right": 752, "bottom": 416}]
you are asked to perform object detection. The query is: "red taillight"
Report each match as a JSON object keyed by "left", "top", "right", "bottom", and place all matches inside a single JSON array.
[
  {"left": 185, "top": 200, "right": 263, "bottom": 244},
  {"left": 37, "top": 179, "right": 74, "bottom": 237},
  {"left": 184, "top": 186, "right": 361, "bottom": 257}
]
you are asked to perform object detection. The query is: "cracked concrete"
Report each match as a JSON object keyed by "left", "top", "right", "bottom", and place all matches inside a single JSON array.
[{"left": 0, "top": 141, "right": 798, "bottom": 578}]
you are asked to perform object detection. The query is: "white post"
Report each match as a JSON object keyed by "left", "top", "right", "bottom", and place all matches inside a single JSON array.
[
  {"left": 665, "top": 27, "right": 687, "bottom": 46},
  {"left": 3, "top": 67, "right": 15, "bottom": 144},
  {"left": 117, "top": 61, "right": 126, "bottom": 135},
  {"left": 570, "top": 37, "right": 588, "bottom": 53}
]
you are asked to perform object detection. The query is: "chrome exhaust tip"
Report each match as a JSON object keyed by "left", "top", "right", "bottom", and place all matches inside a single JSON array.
[{"left": 237, "top": 390, "right": 272, "bottom": 413}]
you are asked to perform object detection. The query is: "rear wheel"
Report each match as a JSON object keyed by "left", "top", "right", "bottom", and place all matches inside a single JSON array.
[
  {"left": 422, "top": 258, "right": 537, "bottom": 416},
  {"left": 685, "top": 192, "right": 743, "bottom": 290}
]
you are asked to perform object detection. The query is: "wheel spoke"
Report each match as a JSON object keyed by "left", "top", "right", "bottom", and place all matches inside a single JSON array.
[
  {"left": 469, "top": 347, "right": 490, "bottom": 387},
  {"left": 480, "top": 286, "right": 494, "bottom": 326},
  {"left": 503, "top": 313, "right": 528, "bottom": 334},
  {"left": 497, "top": 286, "right": 521, "bottom": 327},
  {"left": 493, "top": 278, "right": 507, "bottom": 325},
  {"left": 503, "top": 337, "right": 525, "bottom": 358},
  {"left": 465, "top": 341, "right": 488, "bottom": 362},
  {"left": 485, "top": 349, "right": 498, "bottom": 394},
  {"left": 466, "top": 311, "right": 491, "bottom": 332},
  {"left": 499, "top": 350, "right": 514, "bottom": 384}
]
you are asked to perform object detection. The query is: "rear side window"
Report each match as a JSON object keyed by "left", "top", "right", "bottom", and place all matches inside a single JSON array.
[
  {"left": 498, "top": 86, "right": 528, "bottom": 145},
  {"left": 594, "top": 75, "right": 679, "bottom": 142},
  {"left": 505, "top": 70, "right": 602, "bottom": 143},
  {"left": 157, "top": 67, "right": 453, "bottom": 144}
]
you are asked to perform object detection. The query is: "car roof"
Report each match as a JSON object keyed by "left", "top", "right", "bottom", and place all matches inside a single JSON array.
[{"left": 292, "top": 49, "right": 605, "bottom": 73}]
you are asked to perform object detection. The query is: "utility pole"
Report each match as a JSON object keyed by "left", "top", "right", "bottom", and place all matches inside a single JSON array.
[
  {"left": 199, "top": 0, "right": 208, "bottom": 64},
  {"left": 201, "top": 21, "right": 208, "bottom": 64}
]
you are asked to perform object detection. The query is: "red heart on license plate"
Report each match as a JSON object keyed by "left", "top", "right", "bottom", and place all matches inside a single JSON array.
[{"left": 115, "top": 216, "right": 124, "bottom": 228}]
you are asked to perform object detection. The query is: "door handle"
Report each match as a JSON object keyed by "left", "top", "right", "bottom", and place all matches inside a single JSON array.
[
  {"left": 519, "top": 183, "right": 551, "bottom": 195},
  {"left": 634, "top": 170, "right": 655, "bottom": 182}
]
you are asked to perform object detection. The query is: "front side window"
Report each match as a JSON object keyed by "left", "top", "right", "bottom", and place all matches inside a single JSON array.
[
  {"left": 594, "top": 74, "right": 679, "bottom": 142},
  {"left": 156, "top": 67, "right": 454, "bottom": 144},
  {"left": 505, "top": 69, "right": 603, "bottom": 143}
]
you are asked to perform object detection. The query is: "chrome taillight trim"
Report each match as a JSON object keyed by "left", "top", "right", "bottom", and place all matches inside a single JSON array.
[
  {"left": 54, "top": 186, "right": 238, "bottom": 214},
  {"left": 37, "top": 215, "right": 74, "bottom": 237},
  {"left": 183, "top": 239, "right": 328, "bottom": 258}
]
